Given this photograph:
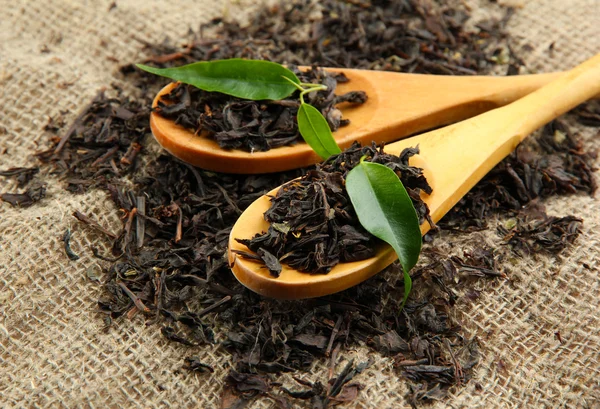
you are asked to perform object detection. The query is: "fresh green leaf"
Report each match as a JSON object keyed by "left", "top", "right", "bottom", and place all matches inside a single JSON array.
[
  {"left": 136, "top": 59, "right": 300, "bottom": 100},
  {"left": 297, "top": 103, "right": 342, "bottom": 160},
  {"left": 401, "top": 269, "right": 413, "bottom": 310},
  {"left": 345, "top": 159, "right": 422, "bottom": 307}
]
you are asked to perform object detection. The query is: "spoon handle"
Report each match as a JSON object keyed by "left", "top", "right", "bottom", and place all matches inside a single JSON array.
[
  {"left": 496, "top": 52, "right": 600, "bottom": 142},
  {"left": 385, "top": 52, "right": 600, "bottom": 226}
]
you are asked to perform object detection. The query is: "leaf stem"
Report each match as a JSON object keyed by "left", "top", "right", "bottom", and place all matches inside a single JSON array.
[
  {"left": 299, "top": 85, "right": 328, "bottom": 104},
  {"left": 281, "top": 76, "right": 305, "bottom": 92},
  {"left": 300, "top": 82, "right": 328, "bottom": 89}
]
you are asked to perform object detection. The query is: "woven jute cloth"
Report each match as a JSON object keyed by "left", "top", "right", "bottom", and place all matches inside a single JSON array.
[{"left": 1, "top": 0, "right": 599, "bottom": 408}]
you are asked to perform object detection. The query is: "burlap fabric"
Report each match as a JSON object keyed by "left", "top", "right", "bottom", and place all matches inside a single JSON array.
[{"left": 1, "top": 0, "right": 599, "bottom": 407}]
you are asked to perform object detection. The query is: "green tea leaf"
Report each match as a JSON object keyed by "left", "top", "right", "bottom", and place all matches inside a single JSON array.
[
  {"left": 297, "top": 103, "right": 342, "bottom": 160},
  {"left": 136, "top": 59, "right": 300, "bottom": 100},
  {"left": 346, "top": 160, "right": 422, "bottom": 307}
]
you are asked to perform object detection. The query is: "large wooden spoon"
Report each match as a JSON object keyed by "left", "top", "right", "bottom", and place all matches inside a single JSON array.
[
  {"left": 150, "top": 69, "right": 566, "bottom": 173},
  {"left": 227, "top": 53, "right": 600, "bottom": 299}
]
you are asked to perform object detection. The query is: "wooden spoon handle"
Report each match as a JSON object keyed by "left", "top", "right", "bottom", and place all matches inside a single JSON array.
[
  {"left": 385, "top": 53, "right": 600, "bottom": 227},
  {"left": 497, "top": 52, "right": 600, "bottom": 142}
]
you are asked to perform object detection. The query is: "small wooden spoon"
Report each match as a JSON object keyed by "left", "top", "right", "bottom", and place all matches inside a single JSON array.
[
  {"left": 151, "top": 69, "right": 565, "bottom": 173},
  {"left": 227, "top": 53, "right": 600, "bottom": 299}
]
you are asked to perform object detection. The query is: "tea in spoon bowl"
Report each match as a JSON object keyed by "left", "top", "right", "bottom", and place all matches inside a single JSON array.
[
  {"left": 227, "top": 53, "right": 600, "bottom": 299},
  {"left": 150, "top": 67, "right": 563, "bottom": 173}
]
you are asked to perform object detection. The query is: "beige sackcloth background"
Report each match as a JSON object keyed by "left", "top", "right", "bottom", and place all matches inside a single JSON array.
[{"left": 1, "top": 0, "right": 599, "bottom": 407}]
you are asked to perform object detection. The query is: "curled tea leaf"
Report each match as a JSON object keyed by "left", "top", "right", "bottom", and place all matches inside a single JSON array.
[
  {"left": 136, "top": 59, "right": 300, "bottom": 100},
  {"left": 297, "top": 103, "right": 342, "bottom": 160},
  {"left": 346, "top": 159, "right": 422, "bottom": 306}
]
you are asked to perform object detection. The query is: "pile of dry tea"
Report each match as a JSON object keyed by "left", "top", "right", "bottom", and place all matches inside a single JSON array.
[
  {"left": 36, "top": 91, "right": 149, "bottom": 193},
  {"left": 235, "top": 143, "right": 432, "bottom": 275},
  {"left": 154, "top": 67, "right": 367, "bottom": 151},
  {"left": 121, "top": 0, "right": 522, "bottom": 100},
  {"left": 1, "top": 0, "right": 594, "bottom": 407}
]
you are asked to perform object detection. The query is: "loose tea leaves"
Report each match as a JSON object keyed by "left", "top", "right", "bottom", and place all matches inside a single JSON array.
[
  {"left": 346, "top": 159, "right": 423, "bottom": 306},
  {"left": 498, "top": 215, "right": 583, "bottom": 256},
  {"left": 149, "top": 64, "right": 366, "bottom": 152},
  {"left": 0, "top": 166, "right": 39, "bottom": 187},
  {"left": 0, "top": 166, "right": 46, "bottom": 207},
  {"left": 137, "top": 59, "right": 302, "bottom": 101},
  {"left": 235, "top": 143, "right": 431, "bottom": 276},
  {"left": 36, "top": 91, "right": 149, "bottom": 193},
  {"left": 26, "top": 0, "right": 598, "bottom": 407},
  {"left": 0, "top": 181, "right": 47, "bottom": 207}
]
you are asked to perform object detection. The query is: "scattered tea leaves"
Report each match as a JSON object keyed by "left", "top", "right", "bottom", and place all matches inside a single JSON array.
[
  {"left": 498, "top": 215, "right": 583, "bottom": 256},
  {"left": 36, "top": 90, "right": 148, "bottom": 193},
  {"left": 575, "top": 100, "right": 600, "bottom": 127},
  {"left": 281, "top": 358, "right": 368, "bottom": 407},
  {"left": 137, "top": 59, "right": 301, "bottom": 101},
  {"left": 226, "top": 369, "right": 270, "bottom": 393},
  {"left": 26, "top": 1, "right": 599, "bottom": 408},
  {"left": 73, "top": 210, "right": 118, "bottom": 239}
]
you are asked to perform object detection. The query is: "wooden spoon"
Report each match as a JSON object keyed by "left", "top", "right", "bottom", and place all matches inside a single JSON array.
[
  {"left": 151, "top": 69, "right": 566, "bottom": 173},
  {"left": 227, "top": 53, "right": 600, "bottom": 299}
]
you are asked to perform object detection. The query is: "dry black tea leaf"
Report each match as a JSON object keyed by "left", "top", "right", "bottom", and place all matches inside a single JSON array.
[
  {"left": 0, "top": 166, "right": 39, "bottom": 187},
  {"left": 183, "top": 356, "right": 214, "bottom": 373},
  {"left": 63, "top": 229, "right": 80, "bottom": 261},
  {"left": 256, "top": 248, "right": 282, "bottom": 277},
  {"left": 226, "top": 370, "right": 271, "bottom": 394},
  {"left": 1, "top": 181, "right": 46, "bottom": 207}
]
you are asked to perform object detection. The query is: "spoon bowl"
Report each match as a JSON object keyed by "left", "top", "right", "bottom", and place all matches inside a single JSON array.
[
  {"left": 227, "top": 53, "right": 600, "bottom": 299},
  {"left": 150, "top": 68, "right": 564, "bottom": 173}
]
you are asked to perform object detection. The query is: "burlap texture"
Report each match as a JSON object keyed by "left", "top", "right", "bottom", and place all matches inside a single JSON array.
[{"left": 1, "top": 0, "right": 599, "bottom": 407}]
